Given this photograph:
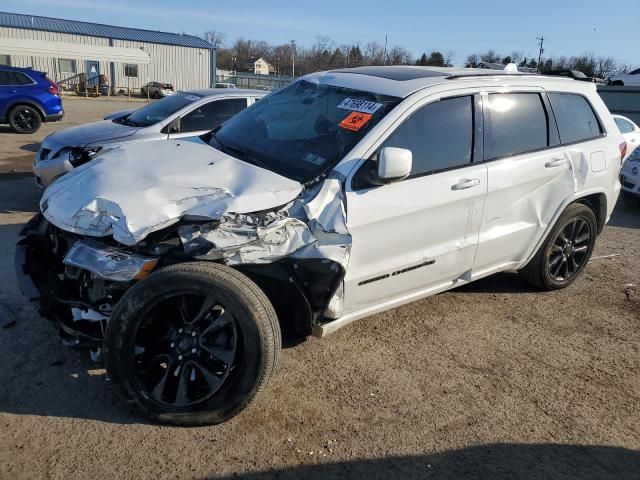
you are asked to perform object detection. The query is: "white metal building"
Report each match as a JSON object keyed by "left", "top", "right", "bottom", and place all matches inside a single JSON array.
[{"left": 0, "top": 11, "right": 216, "bottom": 90}]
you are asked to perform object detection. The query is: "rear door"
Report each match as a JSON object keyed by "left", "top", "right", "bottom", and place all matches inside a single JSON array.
[
  {"left": 343, "top": 93, "right": 488, "bottom": 314},
  {"left": 474, "top": 90, "right": 575, "bottom": 274}
]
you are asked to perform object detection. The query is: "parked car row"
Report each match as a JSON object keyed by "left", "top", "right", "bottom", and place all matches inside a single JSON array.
[{"left": 14, "top": 65, "right": 628, "bottom": 427}]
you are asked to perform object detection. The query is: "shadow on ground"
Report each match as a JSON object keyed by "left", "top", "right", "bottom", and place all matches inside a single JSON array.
[
  {"left": 208, "top": 444, "right": 640, "bottom": 479},
  {"left": 20, "top": 143, "right": 40, "bottom": 153},
  {"left": 0, "top": 173, "right": 41, "bottom": 213}
]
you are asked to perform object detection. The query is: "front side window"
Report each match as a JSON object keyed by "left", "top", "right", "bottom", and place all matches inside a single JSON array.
[
  {"left": 211, "top": 80, "right": 400, "bottom": 183},
  {"left": 124, "top": 64, "right": 138, "bottom": 78},
  {"left": 487, "top": 93, "right": 549, "bottom": 159},
  {"left": 124, "top": 92, "right": 202, "bottom": 127},
  {"left": 615, "top": 117, "right": 635, "bottom": 134},
  {"left": 549, "top": 93, "right": 602, "bottom": 144},
  {"left": 382, "top": 96, "right": 474, "bottom": 175},
  {"left": 180, "top": 98, "right": 247, "bottom": 132}
]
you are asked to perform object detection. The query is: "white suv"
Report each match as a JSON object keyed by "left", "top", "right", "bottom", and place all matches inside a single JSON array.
[{"left": 16, "top": 66, "right": 624, "bottom": 426}]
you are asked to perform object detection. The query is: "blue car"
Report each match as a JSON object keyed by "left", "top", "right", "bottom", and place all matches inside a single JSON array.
[{"left": 0, "top": 66, "right": 63, "bottom": 134}]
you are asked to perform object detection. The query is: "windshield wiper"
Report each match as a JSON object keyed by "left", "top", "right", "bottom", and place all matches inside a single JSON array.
[{"left": 208, "top": 133, "right": 267, "bottom": 169}]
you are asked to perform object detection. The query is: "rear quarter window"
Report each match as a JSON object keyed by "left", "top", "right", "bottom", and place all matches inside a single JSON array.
[{"left": 548, "top": 93, "right": 603, "bottom": 144}]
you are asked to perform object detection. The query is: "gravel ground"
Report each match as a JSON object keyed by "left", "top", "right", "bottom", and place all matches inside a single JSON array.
[{"left": 0, "top": 98, "right": 638, "bottom": 479}]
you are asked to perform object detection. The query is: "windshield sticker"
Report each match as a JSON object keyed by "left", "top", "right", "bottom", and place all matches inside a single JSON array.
[
  {"left": 339, "top": 112, "right": 372, "bottom": 132},
  {"left": 337, "top": 98, "right": 383, "bottom": 115}
]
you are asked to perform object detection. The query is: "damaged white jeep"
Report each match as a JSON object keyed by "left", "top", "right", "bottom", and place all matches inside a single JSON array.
[{"left": 16, "top": 66, "right": 623, "bottom": 425}]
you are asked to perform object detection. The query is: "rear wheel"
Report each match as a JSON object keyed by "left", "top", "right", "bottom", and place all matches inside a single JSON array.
[
  {"left": 519, "top": 203, "right": 597, "bottom": 290},
  {"left": 104, "top": 262, "right": 280, "bottom": 426},
  {"left": 9, "top": 105, "right": 42, "bottom": 134}
]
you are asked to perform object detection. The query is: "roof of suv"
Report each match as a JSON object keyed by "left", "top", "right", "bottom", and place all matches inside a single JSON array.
[
  {"left": 0, "top": 65, "right": 44, "bottom": 74},
  {"left": 308, "top": 65, "right": 578, "bottom": 98}
]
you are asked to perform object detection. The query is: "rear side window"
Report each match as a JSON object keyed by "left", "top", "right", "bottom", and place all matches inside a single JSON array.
[
  {"left": 0, "top": 70, "right": 32, "bottom": 85},
  {"left": 487, "top": 93, "right": 549, "bottom": 159},
  {"left": 548, "top": 93, "right": 603, "bottom": 144},
  {"left": 382, "top": 95, "right": 474, "bottom": 176}
]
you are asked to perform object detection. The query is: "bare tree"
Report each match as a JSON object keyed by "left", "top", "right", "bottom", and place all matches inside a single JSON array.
[
  {"left": 465, "top": 53, "right": 479, "bottom": 67},
  {"left": 203, "top": 30, "right": 226, "bottom": 50}
]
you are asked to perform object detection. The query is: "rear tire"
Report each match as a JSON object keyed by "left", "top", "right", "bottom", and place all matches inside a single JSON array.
[
  {"left": 9, "top": 105, "right": 42, "bottom": 134},
  {"left": 519, "top": 203, "right": 597, "bottom": 290},
  {"left": 104, "top": 261, "right": 281, "bottom": 426}
]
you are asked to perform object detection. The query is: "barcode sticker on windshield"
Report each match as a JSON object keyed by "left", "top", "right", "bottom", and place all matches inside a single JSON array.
[{"left": 337, "top": 98, "right": 382, "bottom": 115}]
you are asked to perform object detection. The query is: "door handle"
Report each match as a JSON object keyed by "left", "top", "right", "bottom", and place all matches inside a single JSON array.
[
  {"left": 452, "top": 178, "right": 481, "bottom": 190},
  {"left": 545, "top": 158, "right": 566, "bottom": 168}
]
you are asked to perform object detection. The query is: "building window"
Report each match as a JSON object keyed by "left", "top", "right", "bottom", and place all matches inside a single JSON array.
[
  {"left": 0, "top": 54, "right": 10, "bottom": 66},
  {"left": 58, "top": 58, "right": 77, "bottom": 74},
  {"left": 124, "top": 64, "right": 138, "bottom": 78}
]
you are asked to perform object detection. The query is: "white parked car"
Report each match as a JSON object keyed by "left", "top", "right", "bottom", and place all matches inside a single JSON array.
[
  {"left": 608, "top": 68, "right": 640, "bottom": 87},
  {"left": 16, "top": 66, "right": 624, "bottom": 426},
  {"left": 620, "top": 145, "right": 640, "bottom": 206},
  {"left": 613, "top": 114, "right": 640, "bottom": 156}
]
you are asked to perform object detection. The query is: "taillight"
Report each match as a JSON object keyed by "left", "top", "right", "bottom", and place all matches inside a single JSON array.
[
  {"left": 45, "top": 77, "right": 59, "bottom": 95},
  {"left": 620, "top": 141, "right": 628, "bottom": 164}
]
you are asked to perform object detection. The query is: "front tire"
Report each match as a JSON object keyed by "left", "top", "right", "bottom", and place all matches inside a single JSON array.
[
  {"left": 104, "top": 262, "right": 281, "bottom": 426},
  {"left": 519, "top": 203, "right": 597, "bottom": 290},
  {"left": 9, "top": 105, "right": 42, "bottom": 134}
]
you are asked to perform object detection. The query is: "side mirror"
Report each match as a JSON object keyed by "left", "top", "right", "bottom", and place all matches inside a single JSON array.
[{"left": 377, "top": 147, "right": 412, "bottom": 183}]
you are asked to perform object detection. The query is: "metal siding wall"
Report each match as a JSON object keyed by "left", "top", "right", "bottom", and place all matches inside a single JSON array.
[
  {"left": 0, "top": 27, "right": 210, "bottom": 88},
  {"left": 111, "top": 39, "right": 210, "bottom": 91},
  {"left": 0, "top": 26, "right": 110, "bottom": 82}
]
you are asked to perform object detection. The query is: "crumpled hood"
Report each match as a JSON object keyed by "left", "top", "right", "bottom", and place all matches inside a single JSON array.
[
  {"left": 41, "top": 137, "right": 303, "bottom": 245},
  {"left": 46, "top": 119, "right": 139, "bottom": 147}
]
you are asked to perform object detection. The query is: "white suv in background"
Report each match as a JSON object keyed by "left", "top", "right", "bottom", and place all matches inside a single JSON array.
[{"left": 17, "top": 66, "right": 624, "bottom": 426}]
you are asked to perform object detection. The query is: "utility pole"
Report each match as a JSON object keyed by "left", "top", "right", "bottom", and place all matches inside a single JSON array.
[
  {"left": 290, "top": 40, "right": 296, "bottom": 78},
  {"left": 383, "top": 34, "right": 388, "bottom": 65},
  {"left": 536, "top": 35, "right": 544, "bottom": 73}
]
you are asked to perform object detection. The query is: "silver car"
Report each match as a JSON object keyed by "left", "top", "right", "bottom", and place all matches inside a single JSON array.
[
  {"left": 140, "top": 81, "right": 175, "bottom": 98},
  {"left": 34, "top": 89, "right": 266, "bottom": 187}
]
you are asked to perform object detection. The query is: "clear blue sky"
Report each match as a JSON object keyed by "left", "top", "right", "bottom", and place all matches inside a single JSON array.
[{"left": 3, "top": 0, "right": 639, "bottom": 67}]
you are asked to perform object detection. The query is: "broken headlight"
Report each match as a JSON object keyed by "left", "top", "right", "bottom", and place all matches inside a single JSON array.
[
  {"left": 63, "top": 241, "right": 158, "bottom": 282},
  {"left": 69, "top": 147, "right": 103, "bottom": 167}
]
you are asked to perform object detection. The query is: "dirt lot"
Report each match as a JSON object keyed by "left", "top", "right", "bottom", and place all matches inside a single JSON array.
[{"left": 0, "top": 98, "right": 639, "bottom": 479}]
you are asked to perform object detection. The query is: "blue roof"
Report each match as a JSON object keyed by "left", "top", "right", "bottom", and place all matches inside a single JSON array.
[{"left": 0, "top": 11, "right": 214, "bottom": 49}]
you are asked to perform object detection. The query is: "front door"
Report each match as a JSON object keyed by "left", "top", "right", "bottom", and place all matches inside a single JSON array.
[
  {"left": 86, "top": 60, "right": 100, "bottom": 86},
  {"left": 343, "top": 94, "right": 488, "bottom": 314}
]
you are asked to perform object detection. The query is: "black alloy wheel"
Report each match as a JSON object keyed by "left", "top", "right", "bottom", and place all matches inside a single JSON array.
[
  {"left": 105, "top": 262, "right": 280, "bottom": 426},
  {"left": 134, "top": 293, "right": 239, "bottom": 408},
  {"left": 547, "top": 217, "right": 592, "bottom": 282},
  {"left": 9, "top": 105, "right": 42, "bottom": 134}
]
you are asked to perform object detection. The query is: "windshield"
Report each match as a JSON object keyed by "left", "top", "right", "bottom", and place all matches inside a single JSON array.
[
  {"left": 210, "top": 80, "right": 400, "bottom": 183},
  {"left": 124, "top": 92, "right": 202, "bottom": 127}
]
